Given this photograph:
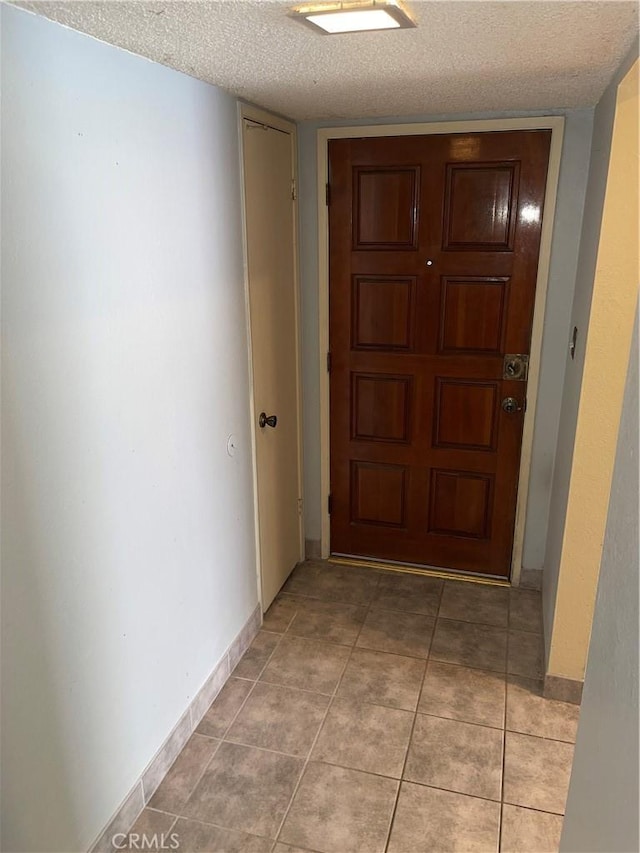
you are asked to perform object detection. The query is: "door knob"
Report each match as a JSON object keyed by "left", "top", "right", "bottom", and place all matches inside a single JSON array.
[
  {"left": 501, "top": 397, "right": 523, "bottom": 414},
  {"left": 259, "top": 412, "right": 277, "bottom": 429}
]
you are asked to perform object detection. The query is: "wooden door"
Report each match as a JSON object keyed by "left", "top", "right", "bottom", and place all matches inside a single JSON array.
[
  {"left": 243, "top": 116, "right": 303, "bottom": 607},
  {"left": 328, "top": 131, "right": 551, "bottom": 577}
]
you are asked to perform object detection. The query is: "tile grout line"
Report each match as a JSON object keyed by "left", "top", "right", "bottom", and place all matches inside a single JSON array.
[
  {"left": 152, "top": 810, "right": 276, "bottom": 847},
  {"left": 144, "top": 805, "right": 180, "bottom": 819},
  {"left": 136, "top": 570, "right": 546, "bottom": 850},
  {"left": 271, "top": 570, "right": 384, "bottom": 847},
  {"left": 382, "top": 577, "right": 445, "bottom": 853},
  {"left": 152, "top": 733, "right": 220, "bottom": 820},
  {"left": 382, "top": 777, "right": 567, "bottom": 815},
  {"left": 258, "top": 591, "right": 560, "bottom": 738},
  {"left": 169, "top": 629, "right": 287, "bottom": 821},
  {"left": 277, "top": 591, "right": 544, "bottom": 634},
  {"left": 212, "top": 624, "right": 289, "bottom": 739},
  {"left": 176, "top": 569, "right": 546, "bottom": 848}
]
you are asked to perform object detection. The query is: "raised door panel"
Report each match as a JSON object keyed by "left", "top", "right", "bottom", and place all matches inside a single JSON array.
[
  {"left": 439, "top": 276, "right": 509, "bottom": 354},
  {"left": 353, "top": 166, "right": 420, "bottom": 250},
  {"left": 434, "top": 379, "right": 499, "bottom": 451},
  {"left": 443, "top": 162, "right": 520, "bottom": 251},
  {"left": 428, "top": 470, "right": 493, "bottom": 539},
  {"left": 352, "top": 275, "right": 416, "bottom": 351},
  {"left": 351, "top": 373, "right": 412, "bottom": 443},
  {"left": 350, "top": 461, "right": 408, "bottom": 527}
]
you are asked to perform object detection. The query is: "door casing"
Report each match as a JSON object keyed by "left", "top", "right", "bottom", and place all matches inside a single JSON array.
[
  {"left": 317, "top": 116, "right": 565, "bottom": 585},
  {"left": 238, "top": 103, "right": 304, "bottom": 609}
]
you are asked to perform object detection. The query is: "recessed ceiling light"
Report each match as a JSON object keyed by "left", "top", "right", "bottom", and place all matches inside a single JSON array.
[{"left": 292, "top": 1, "right": 416, "bottom": 35}]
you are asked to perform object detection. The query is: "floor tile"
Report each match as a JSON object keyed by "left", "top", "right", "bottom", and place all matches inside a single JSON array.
[
  {"left": 507, "top": 630, "right": 544, "bottom": 678},
  {"left": 226, "top": 682, "right": 330, "bottom": 757},
  {"left": 387, "top": 782, "right": 500, "bottom": 853},
  {"left": 500, "top": 804, "right": 563, "bottom": 853},
  {"left": 503, "top": 732, "right": 574, "bottom": 814},
  {"left": 274, "top": 845, "right": 319, "bottom": 853},
  {"left": 337, "top": 648, "right": 425, "bottom": 711},
  {"left": 171, "top": 817, "right": 273, "bottom": 852},
  {"left": 283, "top": 562, "right": 379, "bottom": 605},
  {"left": 439, "top": 581, "right": 509, "bottom": 628},
  {"left": 286, "top": 597, "right": 366, "bottom": 646},
  {"left": 431, "top": 618, "right": 508, "bottom": 672},
  {"left": 356, "top": 608, "right": 434, "bottom": 658},
  {"left": 233, "top": 632, "right": 281, "bottom": 680},
  {"left": 373, "top": 572, "right": 443, "bottom": 616},
  {"left": 279, "top": 762, "right": 398, "bottom": 853},
  {"left": 183, "top": 742, "right": 303, "bottom": 838},
  {"left": 196, "top": 678, "right": 254, "bottom": 738},
  {"left": 311, "top": 697, "right": 413, "bottom": 777},
  {"left": 149, "top": 734, "right": 219, "bottom": 813},
  {"left": 507, "top": 676, "right": 579, "bottom": 742},
  {"left": 509, "top": 588, "right": 543, "bottom": 634},
  {"left": 404, "top": 714, "right": 503, "bottom": 801},
  {"left": 260, "top": 636, "right": 350, "bottom": 695},
  {"left": 114, "top": 810, "right": 177, "bottom": 851},
  {"left": 263, "top": 595, "right": 300, "bottom": 633},
  {"left": 418, "top": 661, "right": 505, "bottom": 728}
]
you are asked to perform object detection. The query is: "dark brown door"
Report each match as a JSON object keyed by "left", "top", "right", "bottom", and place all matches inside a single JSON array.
[{"left": 328, "top": 131, "right": 551, "bottom": 577}]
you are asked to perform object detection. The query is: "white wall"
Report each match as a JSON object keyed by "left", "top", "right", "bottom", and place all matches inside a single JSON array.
[
  {"left": 542, "top": 44, "right": 638, "bottom": 667},
  {"left": 297, "top": 108, "right": 593, "bottom": 572},
  {"left": 1, "top": 7, "right": 258, "bottom": 851},
  {"left": 560, "top": 312, "right": 638, "bottom": 852}
]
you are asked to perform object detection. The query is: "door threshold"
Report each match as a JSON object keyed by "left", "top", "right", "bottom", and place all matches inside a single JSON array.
[{"left": 328, "top": 554, "right": 511, "bottom": 587}]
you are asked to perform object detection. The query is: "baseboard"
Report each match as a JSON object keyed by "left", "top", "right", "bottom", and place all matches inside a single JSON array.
[
  {"left": 89, "top": 602, "right": 262, "bottom": 852},
  {"left": 305, "top": 538, "right": 322, "bottom": 560},
  {"left": 544, "top": 673, "right": 584, "bottom": 705},
  {"left": 519, "top": 568, "right": 543, "bottom": 590}
]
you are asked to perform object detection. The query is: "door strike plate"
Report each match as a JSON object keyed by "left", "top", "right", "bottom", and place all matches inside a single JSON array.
[{"left": 503, "top": 354, "right": 529, "bottom": 381}]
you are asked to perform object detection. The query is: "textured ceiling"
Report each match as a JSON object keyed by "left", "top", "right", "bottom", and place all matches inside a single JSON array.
[{"left": 14, "top": 0, "right": 639, "bottom": 120}]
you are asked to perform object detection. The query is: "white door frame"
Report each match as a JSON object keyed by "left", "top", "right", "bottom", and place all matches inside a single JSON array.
[
  {"left": 238, "top": 103, "right": 305, "bottom": 609},
  {"left": 317, "top": 116, "right": 565, "bottom": 585}
]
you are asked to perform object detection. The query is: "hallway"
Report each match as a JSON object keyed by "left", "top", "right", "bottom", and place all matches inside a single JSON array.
[{"left": 120, "top": 562, "right": 578, "bottom": 852}]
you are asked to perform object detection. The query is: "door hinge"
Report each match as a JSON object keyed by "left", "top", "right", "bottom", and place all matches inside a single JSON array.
[
  {"left": 297, "top": 497, "right": 303, "bottom": 516},
  {"left": 326, "top": 182, "right": 331, "bottom": 206},
  {"left": 327, "top": 494, "right": 333, "bottom": 515},
  {"left": 291, "top": 178, "right": 297, "bottom": 201},
  {"left": 327, "top": 351, "right": 332, "bottom": 373}
]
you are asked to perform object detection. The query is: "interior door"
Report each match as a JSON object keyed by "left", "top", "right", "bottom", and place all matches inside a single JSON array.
[
  {"left": 328, "top": 131, "right": 551, "bottom": 577},
  {"left": 243, "top": 116, "right": 302, "bottom": 608}
]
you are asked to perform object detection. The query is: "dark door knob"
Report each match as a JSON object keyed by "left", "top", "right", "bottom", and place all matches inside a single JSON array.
[
  {"left": 259, "top": 412, "right": 277, "bottom": 429},
  {"left": 501, "top": 397, "right": 523, "bottom": 414}
]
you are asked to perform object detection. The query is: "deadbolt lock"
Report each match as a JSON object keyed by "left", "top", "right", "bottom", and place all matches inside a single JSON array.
[{"left": 503, "top": 354, "right": 529, "bottom": 381}]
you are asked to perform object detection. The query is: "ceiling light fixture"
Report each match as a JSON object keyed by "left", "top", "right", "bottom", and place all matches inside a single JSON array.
[{"left": 292, "top": 0, "right": 416, "bottom": 35}]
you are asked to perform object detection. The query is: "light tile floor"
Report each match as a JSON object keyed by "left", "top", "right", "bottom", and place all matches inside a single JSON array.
[{"left": 120, "top": 561, "right": 580, "bottom": 853}]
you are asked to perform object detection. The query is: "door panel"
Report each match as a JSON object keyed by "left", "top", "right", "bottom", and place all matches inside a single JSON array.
[
  {"left": 354, "top": 167, "right": 420, "bottom": 249},
  {"left": 443, "top": 162, "right": 520, "bottom": 250},
  {"left": 329, "top": 131, "right": 551, "bottom": 577},
  {"left": 352, "top": 275, "right": 416, "bottom": 351},
  {"left": 243, "top": 119, "right": 302, "bottom": 608},
  {"left": 351, "top": 373, "right": 412, "bottom": 443},
  {"left": 438, "top": 276, "right": 509, "bottom": 354}
]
